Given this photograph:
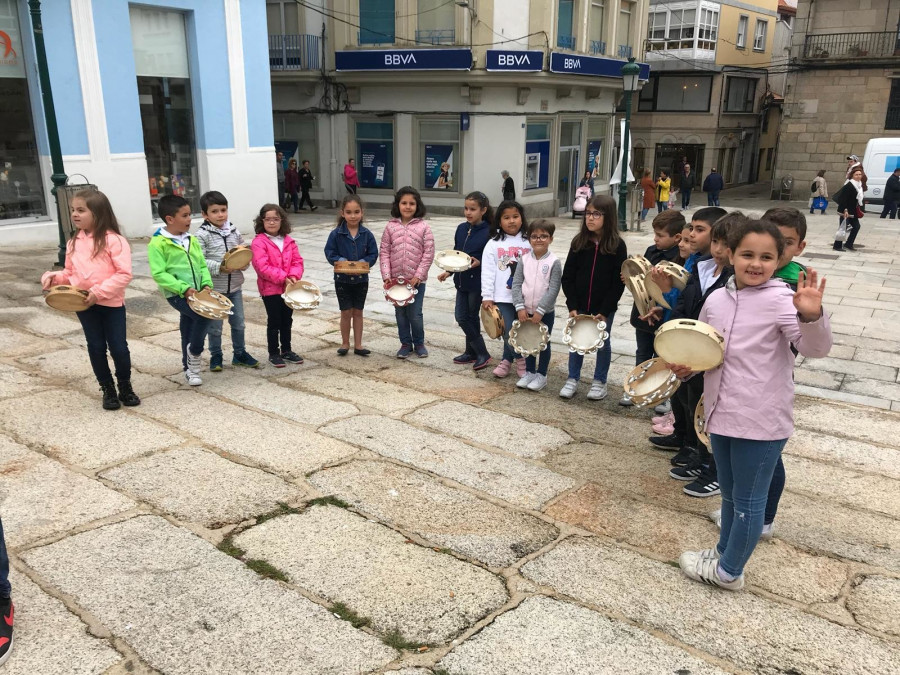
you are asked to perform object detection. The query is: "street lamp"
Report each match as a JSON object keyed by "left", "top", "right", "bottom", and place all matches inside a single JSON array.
[{"left": 618, "top": 57, "right": 641, "bottom": 231}]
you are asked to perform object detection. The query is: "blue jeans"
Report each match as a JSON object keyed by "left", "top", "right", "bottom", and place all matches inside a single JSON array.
[
  {"left": 657, "top": 201, "right": 668, "bottom": 213},
  {"left": 524, "top": 312, "right": 554, "bottom": 375},
  {"left": 206, "top": 289, "right": 246, "bottom": 358},
  {"left": 712, "top": 433, "right": 788, "bottom": 577},
  {"left": 167, "top": 295, "right": 213, "bottom": 369},
  {"left": 496, "top": 302, "right": 518, "bottom": 362},
  {"left": 681, "top": 188, "right": 692, "bottom": 209},
  {"left": 395, "top": 283, "right": 426, "bottom": 347},
  {"left": 0, "top": 517, "right": 9, "bottom": 598},
  {"left": 567, "top": 311, "right": 614, "bottom": 383},
  {"left": 707, "top": 191, "right": 720, "bottom": 206},
  {"left": 641, "top": 208, "right": 649, "bottom": 221},
  {"left": 76, "top": 304, "right": 131, "bottom": 383},
  {"left": 455, "top": 288, "right": 488, "bottom": 357}
]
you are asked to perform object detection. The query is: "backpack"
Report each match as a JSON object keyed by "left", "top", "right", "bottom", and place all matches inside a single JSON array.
[{"left": 811, "top": 180, "right": 817, "bottom": 192}]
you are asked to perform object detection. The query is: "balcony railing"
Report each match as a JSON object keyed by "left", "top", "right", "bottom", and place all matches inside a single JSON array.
[
  {"left": 269, "top": 34, "right": 321, "bottom": 71},
  {"left": 590, "top": 40, "right": 607, "bottom": 55},
  {"left": 415, "top": 28, "right": 455, "bottom": 45},
  {"left": 803, "top": 31, "right": 899, "bottom": 59},
  {"left": 618, "top": 44, "right": 633, "bottom": 59},
  {"left": 358, "top": 30, "right": 394, "bottom": 46},
  {"left": 557, "top": 34, "right": 576, "bottom": 50}
]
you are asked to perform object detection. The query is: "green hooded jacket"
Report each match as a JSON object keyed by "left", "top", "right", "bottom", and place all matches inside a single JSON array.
[{"left": 148, "top": 229, "right": 213, "bottom": 298}]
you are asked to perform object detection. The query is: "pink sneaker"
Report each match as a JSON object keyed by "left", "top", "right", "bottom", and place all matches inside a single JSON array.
[
  {"left": 652, "top": 422, "right": 675, "bottom": 435},
  {"left": 493, "top": 359, "right": 512, "bottom": 378},
  {"left": 515, "top": 358, "right": 527, "bottom": 378},
  {"left": 652, "top": 412, "right": 675, "bottom": 425}
]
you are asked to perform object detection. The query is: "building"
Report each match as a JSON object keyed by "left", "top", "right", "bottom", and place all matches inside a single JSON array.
[
  {"left": 628, "top": 0, "right": 780, "bottom": 193},
  {"left": 0, "top": 0, "right": 274, "bottom": 245},
  {"left": 268, "top": 0, "right": 650, "bottom": 216},
  {"left": 774, "top": 0, "right": 900, "bottom": 198}
]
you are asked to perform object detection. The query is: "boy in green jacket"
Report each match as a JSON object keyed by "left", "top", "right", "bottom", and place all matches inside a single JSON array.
[{"left": 148, "top": 195, "right": 214, "bottom": 386}]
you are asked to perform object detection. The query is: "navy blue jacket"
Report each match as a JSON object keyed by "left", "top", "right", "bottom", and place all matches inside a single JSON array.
[
  {"left": 324, "top": 222, "right": 379, "bottom": 285},
  {"left": 450, "top": 221, "right": 490, "bottom": 292},
  {"left": 671, "top": 254, "right": 733, "bottom": 321},
  {"left": 702, "top": 172, "right": 724, "bottom": 193},
  {"left": 630, "top": 243, "right": 680, "bottom": 333}
]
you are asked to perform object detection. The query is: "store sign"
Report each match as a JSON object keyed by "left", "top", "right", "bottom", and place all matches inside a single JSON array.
[
  {"left": 485, "top": 50, "right": 543, "bottom": 72},
  {"left": 0, "top": 2, "right": 25, "bottom": 79},
  {"left": 336, "top": 49, "right": 472, "bottom": 71},
  {"left": 549, "top": 52, "right": 650, "bottom": 81}
]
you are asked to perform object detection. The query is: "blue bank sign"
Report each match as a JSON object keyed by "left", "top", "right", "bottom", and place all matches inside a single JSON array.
[
  {"left": 549, "top": 52, "right": 650, "bottom": 80},
  {"left": 335, "top": 49, "right": 472, "bottom": 71},
  {"left": 485, "top": 50, "right": 543, "bottom": 72}
]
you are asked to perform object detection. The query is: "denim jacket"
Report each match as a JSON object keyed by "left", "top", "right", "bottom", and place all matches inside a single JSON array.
[{"left": 324, "top": 221, "right": 379, "bottom": 285}]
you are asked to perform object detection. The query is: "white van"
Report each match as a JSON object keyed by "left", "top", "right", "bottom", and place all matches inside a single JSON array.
[{"left": 861, "top": 137, "right": 900, "bottom": 207}]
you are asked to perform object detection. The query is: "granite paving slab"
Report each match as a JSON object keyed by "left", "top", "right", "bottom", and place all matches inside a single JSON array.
[
  {"left": 0, "top": 307, "right": 82, "bottom": 337},
  {"left": 794, "top": 397, "right": 900, "bottom": 448},
  {"left": 786, "top": 429, "right": 900, "bottom": 481},
  {"left": 0, "top": 326, "right": 64, "bottom": 357},
  {"left": 847, "top": 575, "right": 900, "bottom": 637},
  {"left": 0, "top": 362, "right": 51, "bottom": 400},
  {"left": 19, "top": 346, "right": 98, "bottom": 381}
]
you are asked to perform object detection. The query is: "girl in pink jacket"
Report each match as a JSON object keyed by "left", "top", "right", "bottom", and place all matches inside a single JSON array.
[
  {"left": 672, "top": 219, "right": 831, "bottom": 591},
  {"left": 380, "top": 186, "right": 435, "bottom": 359},
  {"left": 40, "top": 189, "right": 139, "bottom": 410},
  {"left": 251, "top": 204, "right": 305, "bottom": 368}
]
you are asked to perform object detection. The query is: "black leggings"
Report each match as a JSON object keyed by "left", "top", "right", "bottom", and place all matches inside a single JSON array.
[{"left": 262, "top": 295, "right": 293, "bottom": 355}]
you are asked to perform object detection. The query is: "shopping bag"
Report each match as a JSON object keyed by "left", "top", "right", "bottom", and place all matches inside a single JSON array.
[
  {"left": 668, "top": 190, "right": 677, "bottom": 209},
  {"left": 834, "top": 218, "right": 850, "bottom": 242},
  {"left": 812, "top": 196, "right": 827, "bottom": 211}
]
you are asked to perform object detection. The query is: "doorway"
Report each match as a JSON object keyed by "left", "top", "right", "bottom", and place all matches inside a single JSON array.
[
  {"left": 558, "top": 121, "right": 582, "bottom": 214},
  {"left": 654, "top": 143, "right": 704, "bottom": 189}
]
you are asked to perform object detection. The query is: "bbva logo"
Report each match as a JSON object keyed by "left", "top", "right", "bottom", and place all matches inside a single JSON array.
[
  {"left": 385, "top": 53, "right": 417, "bottom": 65},
  {"left": 498, "top": 54, "right": 531, "bottom": 66},
  {"left": 0, "top": 31, "right": 17, "bottom": 60}
]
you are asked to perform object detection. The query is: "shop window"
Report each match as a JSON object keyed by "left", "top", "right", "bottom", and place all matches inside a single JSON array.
[
  {"left": 360, "top": 0, "right": 395, "bottom": 45},
  {"left": 274, "top": 115, "right": 319, "bottom": 186},
  {"left": 724, "top": 77, "right": 756, "bottom": 113},
  {"left": 525, "top": 121, "right": 551, "bottom": 191},
  {"left": 130, "top": 6, "right": 199, "bottom": 216},
  {"left": 419, "top": 119, "right": 459, "bottom": 191},
  {"left": 355, "top": 120, "right": 394, "bottom": 189},
  {"left": 641, "top": 75, "right": 712, "bottom": 112},
  {"left": 0, "top": 0, "right": 46, "bottom": 222},
  {"left": 753, "top": 19, "right": 767, "bottom": 51}
]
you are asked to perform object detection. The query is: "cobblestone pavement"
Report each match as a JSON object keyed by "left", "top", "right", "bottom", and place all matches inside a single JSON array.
[{"left": 1, "top": 194, "right": 900, "bottom": 674}]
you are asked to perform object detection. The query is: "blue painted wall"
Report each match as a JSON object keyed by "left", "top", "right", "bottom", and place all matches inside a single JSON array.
[{"left": 241, "top": 0, "right": 274, "bottom": 148}]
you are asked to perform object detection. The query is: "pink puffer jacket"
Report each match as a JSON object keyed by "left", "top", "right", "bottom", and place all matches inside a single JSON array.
[
  {"left": 379, "top": 217, "right": 435, "bottom": 282},
  {"left": 41, "top": 230, "right": 132, "bottom": 307},
  {"left": 251, "top": 233, "right": 304, "bottom": 296}
]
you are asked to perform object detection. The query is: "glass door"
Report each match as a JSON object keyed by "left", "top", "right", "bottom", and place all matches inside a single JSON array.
[{"left": 557, "top": 147, "right": 580, "bottom": 214}]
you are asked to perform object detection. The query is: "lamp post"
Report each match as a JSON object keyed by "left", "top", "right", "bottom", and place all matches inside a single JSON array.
[
  {"left": 27, "top": 0, "right": 69, "bottom": 267},
  {"left": 618, "top": 57, "right": 641, "bottom": 231}
]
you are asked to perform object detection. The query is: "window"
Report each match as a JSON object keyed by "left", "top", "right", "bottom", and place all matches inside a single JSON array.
[
  {"left": 697, "top": 8, "right": 718, "bottom": 50},
  {"left": 736, "top": 15, "right": 748, "bottom": 48},
  {"left": 724, "top": 77, "right": 756, "bottom": 113},
  {"left": 274, "top": 115, "right": 319, "bottom": 187},
  {"left": 753, "top": 19, "right": 767, "bottom": 51},
  {"left": 419, "top": 120, "right": 459, "bottom": 191},
  {"left": 418, "top": 0, "right": 455, "bottom": 44},
  {"left": 525, "top": 121, "right": 552, "bottom": 191},
  {"left": 648, "top": 11, "right": 666, "bottom": 42},
  {"left": 618, "top": 1, "right": 634, "bottom": 56},
  {"left": 359, "top": 0, "right": 395, "bottom": 45},
  {"left": 266, "top": 0, "right": 301, "bottom": 34},
  {"left": 557, "top": 0, "right": 575, "bottom": 49},
  {"left": 589, "top": 1, "right": 606, "bottom": 54},
  {"left": 639, "top": 75, "right": 713, "bottom": 112},
  {"left": 355, "top": 120, "right": 394, "bottom": 189},
  {"left": 765, "top": 148, "right": 773, "bottom": 171},
  {"left": 885, "top": 79, "right": 900, "bottom": 130},
  {"left": 586, "top": 117, "right": 608, "bottom": 179}
]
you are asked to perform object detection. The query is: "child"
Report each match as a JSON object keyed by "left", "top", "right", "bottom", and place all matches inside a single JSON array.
[
  {"left": 251, "top": 204, "right": 305, "bottom": 368},
  {"left": 656, "top": 170, "right": 671, "bottom": 212},
  {"left": 559, "top": 195, "right": 627, "bottom": 400},
  {"left": 41, "top": 188, "right": 139, "bottom": 409},
  {"left": 196, "top": 191, "right": 260, "bottom": 372},
  {"left": 481, "top": 200, "right": 531, "bottom": 378},
  {"left": 512, "top": 219, "right": 562, "bottom": 391},
  {"left": 149, "top": 194, "right": 214, "bottom": 386},
  {"left": 762, "top": 207, "right": 808, "bottom": 290},
  {"left": 380, "top": 186, "right": 435, "bottom": 359},
  {"left": 324, "top": 194, "right": 378, "bottom": 355},
  {"left": 298, "top": 160, "right": 318, "bottom": 211},
  {"left": 676, "top": 219, "right": 831, "bottom": 590},
  {"left": 438, "top": 191, "right": 493, "bottom": 370},
  {"left": 0, "top": 516, "right": 11, "bottom": 666}
]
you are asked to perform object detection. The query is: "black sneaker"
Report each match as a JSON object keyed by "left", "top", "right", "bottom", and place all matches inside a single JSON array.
[
  {"left": 453, "top": 352, "right": 476, "bottom": 364},
  {"left": 670, "top": 460, "right": 704, "bottom": 481},
  {"left": 670, "top": 446, "right": 700, "bottom": 467},
  {"left": 281, "top": 351, "right": 304, "bottom": 364},
  {"left": 649, "top": 433, "right": 682, "bottom": 449},
  {"left": 683, "top": 472, "right": 721, "bottom": 498},
  {"left": 269, "top": 355, "right": 286, "bottom": 368},
  {"left": 0, "top": 597, "right": 13, "bottom": 667}
]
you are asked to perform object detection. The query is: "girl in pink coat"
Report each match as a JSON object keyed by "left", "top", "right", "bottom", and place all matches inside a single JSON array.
[
  {"left": 670, "top": 219, "right": 831, "bottom": 591},
  {"left": 251, "top": 204, "right": 305, "bottom": 368},
  {"left": 41, "top": 189, "right": 139, "bottom": 410},
  {"left": 380, "top": 186, "right": 435, "bottom": 359}
]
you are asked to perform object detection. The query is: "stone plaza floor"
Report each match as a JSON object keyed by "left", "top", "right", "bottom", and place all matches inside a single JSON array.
[{"left": 1, "top": 192, "right": 899, "bottom": 673}]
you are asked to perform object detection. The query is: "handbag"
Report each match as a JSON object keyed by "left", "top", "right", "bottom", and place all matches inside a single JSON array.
[
  {"left": 834, "top": 218, "right": 850, "bottom": 242},
  {"left": 856, "top": 204, "right": 865, "bottom": 218},
  {"left": 812, "top": 196, "right": 827, "bottom": 210}
]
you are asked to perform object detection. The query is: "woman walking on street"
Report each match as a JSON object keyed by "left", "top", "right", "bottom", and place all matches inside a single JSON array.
[
  {"left": 640, "top": 169, "right": 656, "bottom": 222},
  {"left": 343, "top": 158, "right": 360, "bottom": 194},
  {"left": 810, "top": 170, "right": 828, "bottom": 215},
  {"left": 285, "top": 159, "right": 301, "bottom": 212},
  {"left": 833, "top": 168, "right": 864, "bottom": 252}
]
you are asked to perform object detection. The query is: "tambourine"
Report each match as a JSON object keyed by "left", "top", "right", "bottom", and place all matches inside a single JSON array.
[
  {"left": 621, "top": 255, "right": 651, "bottom": 279},
  {"left": 562, "top": 314, "right": 609, "bottom": 355},
  {"left": 334, "top": 260, "right": 370, "bottom": 275},
  {"left": 282, "top": 280, "right": 322, "bottom": 310},
  {"left": 221, "top": 245, "right": 252, "bottom": 272},
  {"left": 625, "top": 274, "right": 654, "bottom": 318},
  {"left": 434, "top": 250, "right": 473, "bottom": 273},
  {"left": 45, "top": 285, "right": 90, "bottom": 312},
  {"left": 188, "top": 287, "right": 234, "bottom": 320},
  {"left": 480, "top": 304, "right": 505, "bottom": 340},
  {"left": 622, "top": 358, "right": 681, "bottom": 408},
  {"left": 654, "top": 319, "right": 725, "bottom": 372},
  {"left": 384, "top": 278, "right": 418, "bottom": 307},
  {"left": 644, "top": 261, "right": 690, "bottom": 309},
  {"left": 508, "top": 319, "right": 550, "bottom": 357},
  {"left": 695, "top": 394, "right": 710, "bottom": 447}
]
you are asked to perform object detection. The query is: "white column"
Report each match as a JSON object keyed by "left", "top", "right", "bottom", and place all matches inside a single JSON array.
[
  {"left": 223, "top": 0, "right": 249, "bottom": 153},
  {"left": 70, "top": 0, "right": 109, "bottom": 161}
]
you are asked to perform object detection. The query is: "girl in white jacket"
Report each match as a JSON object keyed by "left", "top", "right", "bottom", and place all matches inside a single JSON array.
[{"left": 481, "top": 200, "right": 531, "bottom": 377}]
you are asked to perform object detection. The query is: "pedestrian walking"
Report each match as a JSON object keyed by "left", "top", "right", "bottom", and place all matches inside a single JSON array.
[
  {"left": 681, "top": 163, "right": 696, "bottom": 210},
  {"left": 702, "top": 168, "right": 724, "bottom": 206},
  {"left": 578, "top": 170, "right": 595, "bottom": 196},
  {"left": 810, "top": 170, "right": 828, "bottom": 215},
  {"left": 656, "top": 169, "right": 671, "bottom": 213},
  {"left": 640, "top": 169, "right": 655, "bottom": 222},
  {"left": 343, "top": 158, "right": 360, "bottom": 194},
  {"left": 846, "top": 154, "right": 868, "bottom": 190},
  {"left": 297, "top": 160, "right": 318, "bottom": 211},
  {"left": 276, "top": 151, "right": 286, "bottom": 207},
  {"left": 880, "top": 167, "right": 900, "bottom": 219},
  {"left": 501, "top": 170, "right": 515, "bottom": 201},
  {"left": 285, "top": 159, "right": 300, "bottom": 212},
  {"left": 833, "top": 168, "right": 865, "bottom": 251}
]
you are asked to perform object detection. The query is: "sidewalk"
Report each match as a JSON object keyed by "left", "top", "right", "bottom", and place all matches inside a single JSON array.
[{"left": 0, "top": 196, "right": 899, "bottom": 674}]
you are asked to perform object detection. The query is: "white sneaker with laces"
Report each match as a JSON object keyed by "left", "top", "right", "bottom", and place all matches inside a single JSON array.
[
  {"left": 559, "top": 378, "right": 578, "bottom": 398},
  {"left": 679, "top": 550, "right": 744, "bottom": 591},
  {"left": 587, "top": 380, "right": 608, "bottom": 400},
  {"left": 526, "top": 373, "right": 548, "bottom": 391},
  {"left": 183, "top": 369, "right": 202, "bottom": 387},
  {"left": 516, "top": 372, "right": 537, "bottom": 389}
]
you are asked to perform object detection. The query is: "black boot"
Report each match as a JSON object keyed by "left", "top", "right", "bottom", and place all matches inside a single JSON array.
[
  {"left": 100, "top": 381, "right": 121, "bottom": 410},
  {"left": 117, "top": 379, "right": 141, "bottom": 407}
]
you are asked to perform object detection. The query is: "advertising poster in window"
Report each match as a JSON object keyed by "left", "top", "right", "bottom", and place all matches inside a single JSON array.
[
  {"left": 587, "top": 140, "right": 602, "bottom": 179},
  {"left": 358, "top": 142, "right": 393, "bottom": 188},
  {"left": 424, "top": 144, "right": 453, "bottom": 189}
]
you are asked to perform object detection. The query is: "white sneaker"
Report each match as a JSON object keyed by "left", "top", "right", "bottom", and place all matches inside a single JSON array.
[
  {"left": 516, "top": 372, "right": 537, "bottom": 389},
  {"left": 183, "top": 369, "right": 202, "bottom": 387},
  {"left": 587, "top": 380, "right": 608, "bottom": 400},
  {"left": 709, "top": 508, "right": 722, "bottom": 528},
  {"left": 187, "top": 350, "right": 202, "bottom": 374},
  {"left": 679, "top": 550, "right": 744, "bottom": 591},
  {"left": 710, "top": 508, "right": 774, "bottom": 540},
  {"left": 618, "top": 395, "right": 634, "bottom": 407},
  {"left": 559, "top": 378, "right": 578, "bottom": 398},
  {"left": 526, "top": 373, "right": 548, "bottom": 391},
  {"left": 654, "top": 400, "right": 672, "bottom": 414}
]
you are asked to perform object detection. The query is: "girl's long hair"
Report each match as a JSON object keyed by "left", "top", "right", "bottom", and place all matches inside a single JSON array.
[
  {"left": 570, "top": 194, "right": 620, "bottom": 254},
  {"left": 253, "top": 204, "right": 292, "bottom": 235},
  {"left": 491, "top": 200, "right": 527, "bottom": 240},
  {"left": 465, "top": 191, "right": 494, "bottom": 226},
  {"left": 70, "top": 188, "right": 122, "bottom": 258},
  {"left": 336, "top": 194, "right": 364, "bottom": 228}
]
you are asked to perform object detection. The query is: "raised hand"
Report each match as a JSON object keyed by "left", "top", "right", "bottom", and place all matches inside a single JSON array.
[{"left": 794, "top": 267, "right": 826, "bottom": 322}]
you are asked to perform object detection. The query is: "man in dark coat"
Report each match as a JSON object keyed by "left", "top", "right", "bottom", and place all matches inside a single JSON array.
[
  {"left": 702, "top": 168, "right": 724, "bottom": 206},
  {"left": 681, "top": 163, "right": 697, "bottom": 210},
  {"left": 501, "top": 170, "right": 515, "bottom": 201},
  {"left": 881, "top": 167, "right": 900, "bottom": 219}
]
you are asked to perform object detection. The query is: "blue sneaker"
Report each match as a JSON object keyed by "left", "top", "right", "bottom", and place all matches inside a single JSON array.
[
  {"left": 232, "top": 351, "right": 260, "bottom": 368},
  {"left": 396, "top": 344, "right": 412, "bottom": 359},
  {"left": 209, "top": 354, "right": 223, "bottom": 372},
  {"left": 415, "top": 344, "right": 429, "bottom": 358}
]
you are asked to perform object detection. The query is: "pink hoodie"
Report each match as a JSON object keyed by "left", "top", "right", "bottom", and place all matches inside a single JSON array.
[
  {"left": 251, "top": 233, "right": 304, "bottom": 296},
  {"left": 40, "top": 230, "right": 132, "bottom": 307},
  {"left": 379, "top": 217, "right": 435, "bottom": 282}
]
